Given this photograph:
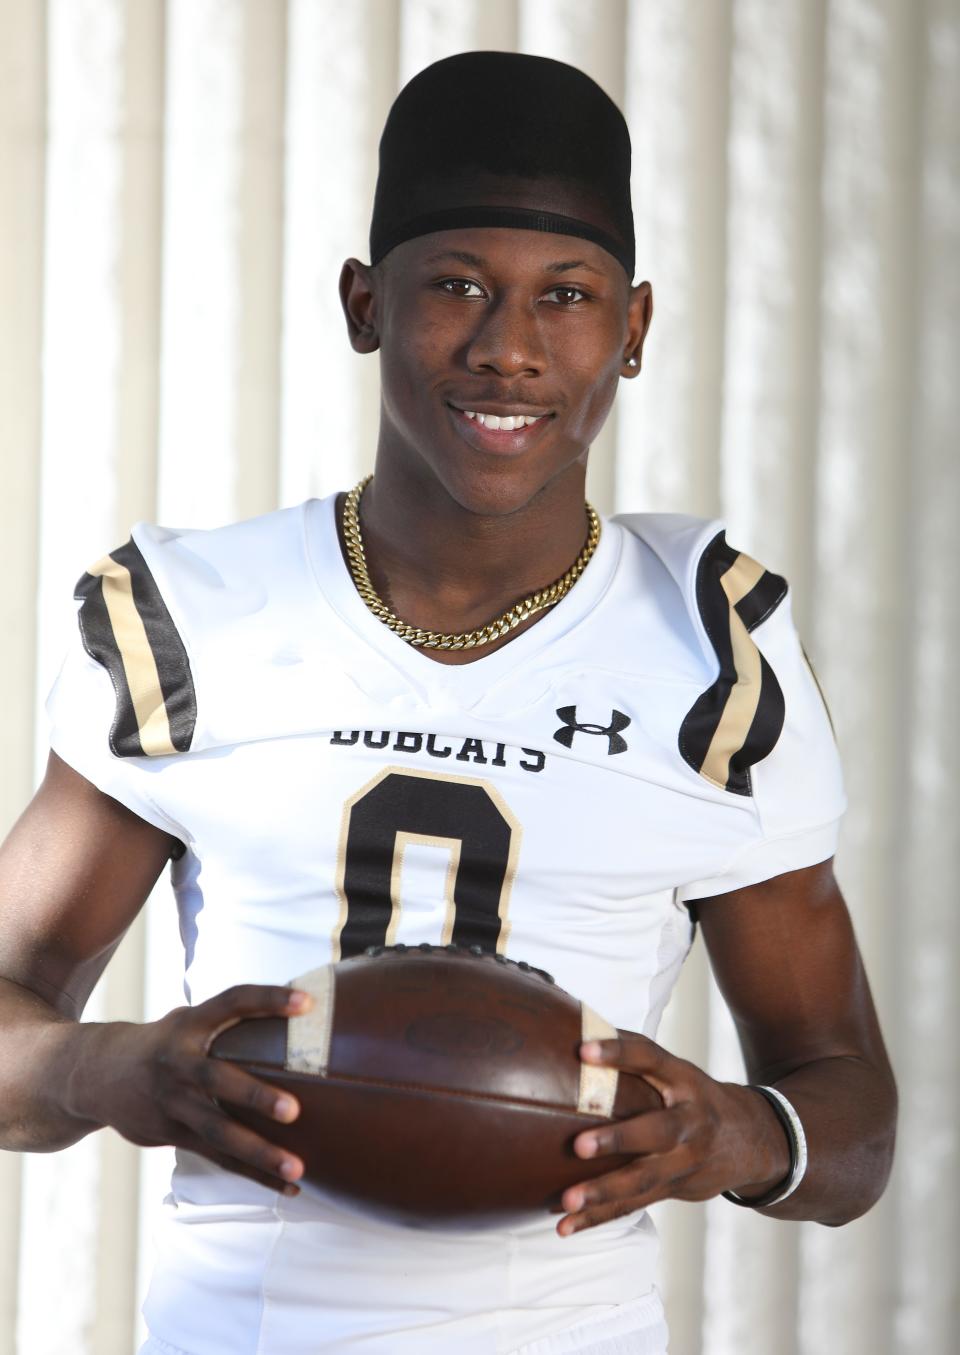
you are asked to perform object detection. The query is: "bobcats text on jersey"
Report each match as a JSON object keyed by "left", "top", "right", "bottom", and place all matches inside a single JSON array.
[{"left": 330, "top": 728, "right": 547, "bottom": 774}]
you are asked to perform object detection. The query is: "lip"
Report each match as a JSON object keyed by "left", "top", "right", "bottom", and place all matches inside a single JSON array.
[{"left": 446, "top": 403, "right": 554, "bottom": 455}]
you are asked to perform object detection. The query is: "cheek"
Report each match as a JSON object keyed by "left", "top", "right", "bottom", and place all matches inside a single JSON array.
[
  {"left": 384, "top": 315, "right": 452, "bottom": 387},
  {"left": 564, "top": 357, "right": 621, "bottom": 440},
  {"left": 379, "top": 327, "right": 442, "bottom": 421}
]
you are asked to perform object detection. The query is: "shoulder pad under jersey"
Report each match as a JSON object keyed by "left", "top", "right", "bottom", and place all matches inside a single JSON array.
[
  {"left": 73, "top": 505, "right": 318, "bottom": 758},
  {"left": 614, "top": 513, "right": 789, "bottom": 796}
]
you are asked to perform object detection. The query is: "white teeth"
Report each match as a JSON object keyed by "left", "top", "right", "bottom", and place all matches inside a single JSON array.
[{"left": 462, "top": 411, "right": 543, "bottom": 430}]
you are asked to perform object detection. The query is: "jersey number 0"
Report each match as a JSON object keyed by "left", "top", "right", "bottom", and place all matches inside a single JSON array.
[{"left": 332, "top": 768, "right": 521, "bottom": 960}]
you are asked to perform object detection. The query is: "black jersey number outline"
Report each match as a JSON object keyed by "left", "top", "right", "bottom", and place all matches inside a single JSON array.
[{"left": 332, "top": 767, "right": 521, "bottom": 961}]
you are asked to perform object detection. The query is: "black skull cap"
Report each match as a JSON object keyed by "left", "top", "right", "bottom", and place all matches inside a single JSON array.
[{"left": 369, "top": 51, "right": 635, "bottom": 278}]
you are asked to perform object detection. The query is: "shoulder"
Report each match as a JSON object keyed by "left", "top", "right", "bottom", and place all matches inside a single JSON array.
[
  {"left": 72, "top": 502, "right": 318, "bottom": 759},
  {"left": 613, "top": 511, "right": 787, "bottom": 667},
  {"left": 609, "top": 515, "right": 845, "bottom": 892},
  {"left": 106, "top": 501, "right": 315, "bottom": 599},
  {"left": 613, "top": 511, "right": 828, "bottom": 801}
]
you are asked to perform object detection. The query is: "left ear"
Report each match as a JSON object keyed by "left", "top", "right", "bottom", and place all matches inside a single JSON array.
[
  {"left": 621, "top": 280, "right": 653, "bottom": 377},
  {"left": 339, "top": 257, "right": 381, "bottom": 355}
]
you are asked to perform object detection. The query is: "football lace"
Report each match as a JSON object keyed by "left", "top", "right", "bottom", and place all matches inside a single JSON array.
[{"left": 362, "top": 941, "right": 555, "bottom": 986}]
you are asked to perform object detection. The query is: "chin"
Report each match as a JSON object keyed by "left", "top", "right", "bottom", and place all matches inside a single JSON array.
[{"left": 435, "top": 462, "right": 573, "bottom": 520}]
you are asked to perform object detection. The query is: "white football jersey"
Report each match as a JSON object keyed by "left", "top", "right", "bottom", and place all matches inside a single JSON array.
[{"left": 47, "top": 494, "right": 844, "bottom": 1355}]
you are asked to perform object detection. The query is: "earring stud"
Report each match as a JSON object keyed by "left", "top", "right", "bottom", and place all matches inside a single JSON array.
[{"left": 626, "top": 356, "right": 638, "bottom": 368}]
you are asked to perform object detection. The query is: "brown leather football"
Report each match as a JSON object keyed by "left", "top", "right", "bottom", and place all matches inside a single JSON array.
[{"left": 210, "top": 944, "right": 661, "bottom": 1227}]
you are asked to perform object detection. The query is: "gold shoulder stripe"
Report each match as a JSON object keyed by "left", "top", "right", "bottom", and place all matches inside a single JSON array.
[
  {"left": 75, "top": 538, "right": 196, "bottom": 758},
  {"left": 698, "top": 553, "right": 765, "bottom": 789},
  {"left": 86, "top": 552, "right": 176, "bottom": 755}
]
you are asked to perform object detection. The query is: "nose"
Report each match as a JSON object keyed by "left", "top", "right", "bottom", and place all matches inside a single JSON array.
[{"left": 464, "top": 293, "right": 547, "bottom": 378}]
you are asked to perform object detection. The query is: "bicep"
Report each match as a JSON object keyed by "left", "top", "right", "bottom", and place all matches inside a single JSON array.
[
  {"left": 0, "top": 751, "right": 181, "bottom": 1018},
  {"left": 694, "top": 859, "right": 892, "bottom": 1083}
]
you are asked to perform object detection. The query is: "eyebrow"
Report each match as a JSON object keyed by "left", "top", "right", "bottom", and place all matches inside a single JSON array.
[{"left": 422, "top": 249, "right": 606, "bottom": 277}]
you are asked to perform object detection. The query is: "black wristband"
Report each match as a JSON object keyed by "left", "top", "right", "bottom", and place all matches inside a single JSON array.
[{"left": 721, "top": 1084, "right": 798, "bottom": 1209}]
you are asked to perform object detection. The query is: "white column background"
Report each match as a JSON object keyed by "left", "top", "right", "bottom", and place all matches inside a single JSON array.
[{"left": 0, "top": 2, "right": 957, "bottom": 1352}]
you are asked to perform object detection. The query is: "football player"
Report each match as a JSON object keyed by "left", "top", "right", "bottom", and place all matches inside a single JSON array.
[{"left": 0, "top": 52, "right": 896, "bottom": 1355}]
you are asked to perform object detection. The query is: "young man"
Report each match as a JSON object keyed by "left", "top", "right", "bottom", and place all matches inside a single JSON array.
[{"left": 0, "top": 53, "right": 895, "bottom": 1355}]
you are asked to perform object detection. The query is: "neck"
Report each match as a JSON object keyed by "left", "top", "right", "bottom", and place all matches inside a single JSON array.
[{"left": 345, "top": 458, "right": 594, "bottom": 664}]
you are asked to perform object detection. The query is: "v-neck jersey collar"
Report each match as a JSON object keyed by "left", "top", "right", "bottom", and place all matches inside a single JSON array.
[{"left": 304, "top": 492, "right": 623, "bottom": 710}]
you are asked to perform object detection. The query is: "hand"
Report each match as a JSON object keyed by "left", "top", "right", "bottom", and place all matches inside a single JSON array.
[
  {"left": 66, "top": 985, "right": 314, "bottom": 1195},
  {"left": 557, "top": 1033, "right": 789, "bottom": 1236}
]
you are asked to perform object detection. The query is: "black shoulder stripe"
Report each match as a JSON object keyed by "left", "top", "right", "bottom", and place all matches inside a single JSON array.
[
  {"left": 678, "top": 532, "right": 787, "bottom": 795},
  {"left": 731, "top": 651, "right": 786, "bottom": 785},
  {"left": 75, "top": 569, "right": 145, "bottom": 757},
  {"left": 74, "top": 539, "right": 196, "bottom": 758},
  {"left": 735, "top": 568, "right": 788, "bottom": 632},
  {"left": 109, "top": 540, "right": 197, "bottom": 752}
]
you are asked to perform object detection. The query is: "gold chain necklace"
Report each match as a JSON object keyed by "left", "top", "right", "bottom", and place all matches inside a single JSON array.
[{"left": 341, "top": 476, "right": 601, "bottom": 651}]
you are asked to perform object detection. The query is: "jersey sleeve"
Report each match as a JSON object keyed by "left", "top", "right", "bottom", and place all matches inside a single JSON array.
[
  {"left": 613, "top": 512, "right": 847, "bottom": 901},
  {"left": 46, "top": 638, "right": 186, "bottom": 837},
  {"left": 676, "top": 586, "right": 846, "bottom": 901}
]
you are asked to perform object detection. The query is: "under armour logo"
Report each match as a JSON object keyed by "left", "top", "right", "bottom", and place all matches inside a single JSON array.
[{"left": 553, "top": 706, "right": 631, "bottom": 756}]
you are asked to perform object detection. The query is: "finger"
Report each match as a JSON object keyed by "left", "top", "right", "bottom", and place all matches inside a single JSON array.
[
  {"left": 179, "top": 1093, "right": 305, "bottom": 1187},
  {"left": 562, "top": 1153, "right": 682, "bottom": 1215},
  {"left": 199, "top": 1056, "right": 302, "bottom": 1125},
  {"left": 580, "top": 1033, "right": 671, "bottom": 1076},
  {"left": 557, "top": 1181, "right": 673, "bottom": 1237},
  {"left": 580, "top": 1035, "right": 691, "bottom": 1105},
  {"left": 573, "top": 1105, "right": 687, "bottom": 1160},
  {"left": 194, "top": 984, "right": 314, "bottom": 1045},
  {"left": 179, "top": 1131, "right": 302, "bottom": 1198},
  {"left": 558, "top": 1160, "right": 681, "bottom": 1236}
]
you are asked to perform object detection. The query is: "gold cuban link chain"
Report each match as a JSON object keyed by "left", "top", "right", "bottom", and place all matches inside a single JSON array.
[{"left": 341, "top": 475, "right": 601, "bottom": 651}]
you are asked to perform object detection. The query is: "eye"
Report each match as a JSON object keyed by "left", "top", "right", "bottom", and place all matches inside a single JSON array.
[
  {"left": 436, "top": 277, "right": 486, "bottom": 299},
  {"left": 543, "top": 285, "right": 588, "bottom": 305}
]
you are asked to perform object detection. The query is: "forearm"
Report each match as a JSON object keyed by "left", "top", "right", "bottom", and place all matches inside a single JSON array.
[
  {"left": 0, "top": 976, "right": 107, "bottom": 1151},
  {"left": 694, "top": 862, "right": 899, "bottom": 1228},
  {"left": 729, "top": 1052, "right": 897, "bottom": 1226}
]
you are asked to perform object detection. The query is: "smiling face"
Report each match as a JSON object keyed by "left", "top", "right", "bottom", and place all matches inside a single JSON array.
[{"left": 341, "top": 223, "right": 652, "bottom": 518}]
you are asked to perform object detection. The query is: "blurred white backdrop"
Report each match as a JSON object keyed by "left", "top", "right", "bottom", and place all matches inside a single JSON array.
[{"left": 1, "top": 2, "right": 957, "bottom": 1353}]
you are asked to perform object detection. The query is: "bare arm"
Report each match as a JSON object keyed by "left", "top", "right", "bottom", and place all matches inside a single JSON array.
[
  {"left": 0, "top": 750, "right": 175, "bottom": 1148},
  {"left": 558, "top": 860, "right": 897, "bottom": 1234},
  {"left": 0, "top": 752, "right": 311, "bottom": 1193}
]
